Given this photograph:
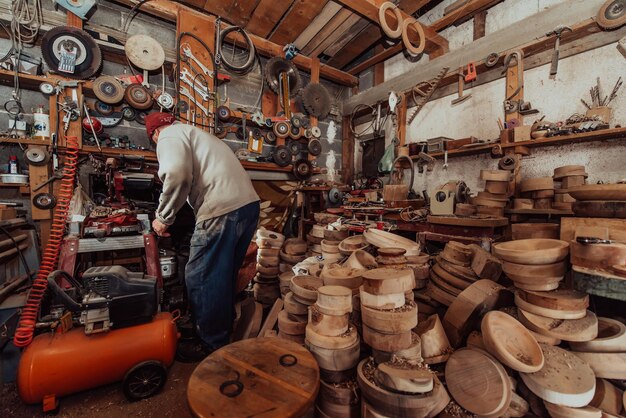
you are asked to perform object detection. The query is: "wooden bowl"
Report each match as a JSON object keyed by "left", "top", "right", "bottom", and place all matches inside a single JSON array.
[
  {"left": 338, "top": 235, "right": 368, "bottom": 255},
  {"left": 493, "top": 239, "right": 569, "bottom": 265},
  {"left": 363, "top": 228, "right": 421, "bottom": 256},
  {"left": 569, "top": 317, "right": 626, "bottom": 353},
  {"left": 502, "top": 260, "right": 567, "bottom": 282},
  {"left": 289, "top": 275, "right": 323, "bottom": 303},
  {"left": 568, "top": 184, "right": 626, "bottom": 201},
  {"left": 481, "top": 311, "right": 544, "bottom": 372},
  {"left": 343, "top": 249, "right": 378, "bottom": 270}
]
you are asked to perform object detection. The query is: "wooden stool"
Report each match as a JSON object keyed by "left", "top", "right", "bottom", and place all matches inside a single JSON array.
[{"left": 187, "top": 338, "right": 319, "bottom": 417}]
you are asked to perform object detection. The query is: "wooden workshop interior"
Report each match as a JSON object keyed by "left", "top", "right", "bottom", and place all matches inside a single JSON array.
[{"left": 0, "top": 0, "right": 625, "bottom": 416}]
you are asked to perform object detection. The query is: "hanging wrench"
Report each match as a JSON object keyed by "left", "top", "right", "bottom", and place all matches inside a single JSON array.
[
  {"left": 181, "top": 44, "right": 214, "bottom": 78},
  {"left": 179, "top": 68, "right": 210, "bottom": 101},
  {"left": 179, "top": 86, "right": 209, "bottom": 116}
]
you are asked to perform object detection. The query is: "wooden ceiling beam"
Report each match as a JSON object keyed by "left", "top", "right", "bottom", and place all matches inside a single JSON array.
[
  {"left": 110, "top": 0, "right": 358, "bottom": 86},
  {"left": 347, "top": 0, "right": 503, "bottom": 74},
  {"left": 334, "top": 0, "right": 448, "bottom": 56},
  {"left": 326, "top": 0, "right": 434, "bottom": 69},
  {"left": 245, "top": 0, "right": 295, "bottom": 38}
]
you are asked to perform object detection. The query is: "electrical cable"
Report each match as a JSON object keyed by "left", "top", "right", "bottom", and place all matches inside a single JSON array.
[
  {"left": 349, "top": 103, "right": 375, "bottom": 137},
  {"left": 218, "top": 26, "right": 255, "bottom": 75},
  {"left": 13, "top": 136, "right": 79, "bottom": 348}
]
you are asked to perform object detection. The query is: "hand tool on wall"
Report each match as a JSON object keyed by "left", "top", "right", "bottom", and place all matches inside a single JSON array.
[
  {"left": 32, "top": 168, "right": 64, "bottom": 192},
  {"left": 546, "top": 25, "right": 572, "bottom": 76}
]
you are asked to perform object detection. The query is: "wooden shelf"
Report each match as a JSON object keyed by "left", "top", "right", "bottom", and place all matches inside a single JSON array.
[
  {"left": 413, "top": 127, "right": 626, "bottom": 160},
  {"left": 0, "top": 69, "right": 94, "bottom": 93},
  {"left": 0, "top": 183, "right": 28, "bottom": 188},
  {"left": 0, "top": 137, "right": 51, "bottom": 146},
  {"left": 505, "top": 208, "right": 573, "bottom": 216}
]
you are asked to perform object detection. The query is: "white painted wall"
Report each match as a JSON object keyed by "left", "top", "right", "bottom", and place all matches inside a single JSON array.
[{"left": 369, "top": 0, "right": 626, "bottom": 195}]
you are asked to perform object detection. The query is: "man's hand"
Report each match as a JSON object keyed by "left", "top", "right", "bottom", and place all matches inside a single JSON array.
[{"left": 152, "top": 219, "right": 171, "bottom": 237}]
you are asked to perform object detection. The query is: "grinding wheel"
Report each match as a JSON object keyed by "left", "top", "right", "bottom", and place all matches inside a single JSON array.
[
  {"left": 25, "top": 147, "right": 49, "bottom": 166},
  {"left": 293, "top": 159, "right": 313, "bottom": 180},
  {"left": 597, "top": 0, "right": 626, "bottom": 29},
  {"left": 92, "top": 75, "right": 125, "bottom": 104},
  {"left": 307, "top": 139, "right": 322, "bottom": 156},
  {"left": 273, "top": 145, "right": 292, "bottom": 167},
  {"left": 125, "top": 84, "right": 154, "bottom": 110}
]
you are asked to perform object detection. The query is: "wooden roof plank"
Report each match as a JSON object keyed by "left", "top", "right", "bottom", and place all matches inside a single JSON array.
[
  {"left": 306, "top": 10, "right": 360, "bottom": 57},
  {"left": 301, "top": 7, "right": 354, "bottom": 55},
  {"left": 245, "top": 0, "right": 296, "bottom": 38},
  {"left": 323, "top": 17, "right": 371, "bottom": 57},
  {"left": 293, "top": 1, "right": 343, "bottom": 50},
  {"left": 268, "top": 0, "right": 330, "bottom": 45}
]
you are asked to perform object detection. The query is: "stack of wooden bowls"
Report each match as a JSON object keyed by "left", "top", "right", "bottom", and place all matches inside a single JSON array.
[
  {"left": 315, "top": 378, "right": 360, "bottom": 418},
  {"left": 553, "top": 165, "right": 587, "bottom": 211},
  {"left": 520, "top": 177, "right": 555, "bottom": 210},
  {"left": 360, "top": 268, "right": 417, "bottom": 354},
  {"left": 279, "top": 275, "right": 323, "bottom": 344},
  {"left": 357, "top": 357, "right": 449, "bottom": 417},
  {"left": 279, "top": 238, "right": 307, "bottom": 273},
  {"left": 473, "top": 170, "right": 511, "bottom": 217},
  {"left": 307, "top": 224, "right": 325, "bottom": 257},
  {"left": 375, "top": 247, "right": 407, "bottom": 267},
  {"left": 495, "top": 238, "right": 570, "bottom": 291},
  {"left": 569, "top": 183, "right": 626, "bottom": 219},
  {"left": 406, "top": 252, "right": 430, "bottom": 290},
  {"left": 305, "top": 285, "right": 360, "bottom": 383},
  {"left": 426, "top": 241, "right": 479, "bottom": 306},
  {"left": 254, "top": 228, "right": 285, "bottom": 305}
]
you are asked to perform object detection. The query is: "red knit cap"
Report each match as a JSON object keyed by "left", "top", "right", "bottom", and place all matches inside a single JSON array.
[{"left": 145, "top": 112, "right": 176, "bottom": 139}]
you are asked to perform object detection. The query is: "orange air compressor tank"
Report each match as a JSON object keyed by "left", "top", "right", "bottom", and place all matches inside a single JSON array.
[{"left": 17, "top": 312, "right": 178, "bottom": 406}]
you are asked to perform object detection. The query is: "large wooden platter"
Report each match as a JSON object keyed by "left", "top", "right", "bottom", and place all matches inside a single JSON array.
[
  {"left": 569, "top": 317, "right": 626, "bottom": 353},
  {"left": 514, "top": 290, "right": 588, "bottom": 320},
  {"left": 445, "top": 348, "right": 512, "bottom": 417},
  {"left": 568, "top": 184, "right": 626, "bottom": 201},
  {"left": 519, "top": 344, "right": 596, "bottom": 408},
  {"left": 571, "top": 352, "right": 626, "bottom": 380},
  {"left": 517, "top": 308, "right": 598, "bottom": 342},
  {"left": 187, "top": 338, "right": 319, "bottom": 417},
  {"left": 481, "top": 311, "right": 544, "bottom": 373},
  {"left": 363, "top": 229, "right": 421, "bottom": 256}
]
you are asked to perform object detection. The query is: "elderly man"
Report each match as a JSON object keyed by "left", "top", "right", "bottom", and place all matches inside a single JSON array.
[{"left": 145, "top": 112, "right": 259, "bottom": 361}]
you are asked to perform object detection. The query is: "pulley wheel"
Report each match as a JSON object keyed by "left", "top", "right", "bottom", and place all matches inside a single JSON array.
[
  {"left": 136, "top": 111, "right": 148, "bottom": 125},
  {"left": 125, "top": 84, "right": 154, "bottom": 110},
  {"left": 311, "top": 126, "right": 321, "bottom": 139},
  {"left": 273, "top": 145, "right": 292, "bottom": 167},
  {"left": 289, "top": 125, "right": 303, "bottom": 139},
  {"left": 93, "top": 75, "right": 125, "bottom": 104},
  {"left": 215, "top": 125, "right": 228, "bottom": 139},
  {"left": 217, "top": 106, "right": 231, "bottom": 122},
  {"left": 288, "top": 141, "right": 303, "bottom": 156},
  {"left": 265, "top": 131, "right": 277, "bottom": 144},
  {"left": 307, "top": 139, "right": 322, "bottom": 156},
  {"left": 290, "top": 115, "right": 302, "bottom": 128},
  {"left": 597, "top": 0, "right": 626, "bottom": 29},
  {"left": 293, "top": 159, "right": 313, "bottom": 180},
  {"left": 121, "top": 106, "right": 137, "bottom": 121},
  {"left": 273, "top": 121, "right": 290, "bottom": 138},
  {"left": 25, "top": 146, "right": 49, "bottom": 166},
  {"left": 33, "top": 193, "right": 57, "bottom": 210},
  {"left": 125, "top": 35, "right": 166, "bottom": 71},
  {"left": 95, "top": 100, "right": 114, "bottom": 116}
]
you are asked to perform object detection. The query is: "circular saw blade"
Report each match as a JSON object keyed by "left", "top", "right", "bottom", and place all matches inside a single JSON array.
[
  {"left": 264, "top": 57, "right": 301, "bottom": 97},
  {"left": 41, "top": 26, "right": 102, "bottom": 79},
  {"left": 302, "top": 83, "right": 331, "bottom": 119}
]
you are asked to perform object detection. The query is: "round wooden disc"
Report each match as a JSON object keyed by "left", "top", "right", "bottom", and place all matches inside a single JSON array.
[
  {"left": 435, "top": 256, "right": 478, "bottom": 281},
  {"left": 277, "top": 310, "right": 306, "bottom": 335},
  {"left": 362, "top": 268, "right": 415, "bottom": 295},
  {"left": 519, "top": 344, "right": 596, "bottom": 407},
  {"left": 544, "top": 401, "right": 602, "bottom": 418},
  {"left": 481, "top": 311, "right": 544, "bottom": 373},
  {"left": 360, "top": 300, "right": 417, "bottom": 334},
  {"left": 445, "top": 348, "right": 512, "bottom": 417},
  {"left": 187, "top": 338, "right": 319, "bottom": 418},
  {"left": 284, "top": 292, "right": 309, "bottom": 315},
  {"left": 362, "top": 324, "right": 412, "bottom": 352},
  {"left": 305, "top": 324, "right": 358, "bottom": 350},
  {"left": 571, "top": 352, "right": 626, "bottom": 380},
  {"left": 442, "top": 280, "right": 514, "bottom": 348},
  {"left": 517, "top": 288, "right": 588, "bottom": 311},
  {"left": 517, "top": 308, "right": 598, "bottom": 342},
  {"left": 429, "top": 271, "right": 463, "bottom": 296},
  {"left": 514, "top": 291, "right": 587, "bottom": 320},
  {"left": 567, "top": 184, "right": 626, "bottom": 201},
  {"left": 520, "top": 177, "right": 554, "bottom": 192},
  {"left": 424, "top": 280, "right": 456, "bottom": 306},
  {"left": 570, "top": 317, "right": 626, "bottom": 353},
  {"left": 432, "top": 263, "right": 473, "bottom": 291}
]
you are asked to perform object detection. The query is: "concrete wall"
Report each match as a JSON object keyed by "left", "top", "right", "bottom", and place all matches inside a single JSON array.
[{"left": 357, "top": 0, "right": 626, "bottom": 195}]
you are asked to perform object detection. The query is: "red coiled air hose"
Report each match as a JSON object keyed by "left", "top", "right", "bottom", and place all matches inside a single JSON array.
[{"left": 14, "top": 136, "right": 79, "bottom": 347}]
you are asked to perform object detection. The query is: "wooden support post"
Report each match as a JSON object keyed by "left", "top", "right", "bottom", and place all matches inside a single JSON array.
[
  {"left": 342, "top": 115, "right": 354, "bottom": 184},
  {"left": 373, "top": 45, "right": 385, "bottom": 86},
  {"left": 473, "top": 10, "right": 487, "bottom": 40},
  {"left": 397, "top": 95, "right": 407, "bottom": 147}
]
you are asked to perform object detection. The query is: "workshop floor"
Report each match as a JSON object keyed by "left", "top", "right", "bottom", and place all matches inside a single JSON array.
[{"left": 1, "top": 361, "right": 197, "bottom": 417}]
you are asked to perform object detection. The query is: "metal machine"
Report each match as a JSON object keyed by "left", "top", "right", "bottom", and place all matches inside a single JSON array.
[{"left": 430, "top": 181, "right": 470, "bottom": 215}]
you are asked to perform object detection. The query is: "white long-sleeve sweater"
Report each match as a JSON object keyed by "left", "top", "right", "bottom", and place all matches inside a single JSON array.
[{"left": 155, "top": 123, "right": 259, "bottom": 225}]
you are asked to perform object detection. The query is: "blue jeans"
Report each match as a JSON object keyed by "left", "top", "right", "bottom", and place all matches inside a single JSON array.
[{"left": 185, "top": 201, "right": 260, "bottom": 349}]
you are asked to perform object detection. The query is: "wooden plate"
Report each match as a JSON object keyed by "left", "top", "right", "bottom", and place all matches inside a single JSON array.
[
  {"left": 543, "top": 402, "right": 602, "bottom": 418},
  {"left": 517, "top": 308, "right": 598, "bottom": 342},
  {"left": 493, "top": 239, "right": 569, "bottom": 265},
  {"left": 514, "top": 291, "right": 588, "bottom": 320},
  {"left": 290, "top": 275, "right": 323, "bottom": 303},
  {"left": 568, "top": 184, "right": 626, "bottom": 201},
  {"left": 520, "top": 344, "right": 596, "bottom": 407},
  {"left": 445, "top": 348, "right": 512, "bottom": 417},
  {"left": 363, "top": 229, "right": 421, "bottom": 256},
  {"left": 571, "top": 352, "right": 626, "bottom": 380},
  {"left": 569, "top": 317, "right": 626, "bottom": 353},
  {"left": 481, "top": 311, "right": 544, "bottom": 373},
  {"left": 442, "top": 280, "right": 514, "bottom": 348},
  {"left": 357, "top": 359, "right": 450, "bottom": 417}
]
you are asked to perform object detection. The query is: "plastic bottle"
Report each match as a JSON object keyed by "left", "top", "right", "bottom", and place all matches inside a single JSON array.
[{"left": 9, "top": 156, "right": 19, "bottom": 174}]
